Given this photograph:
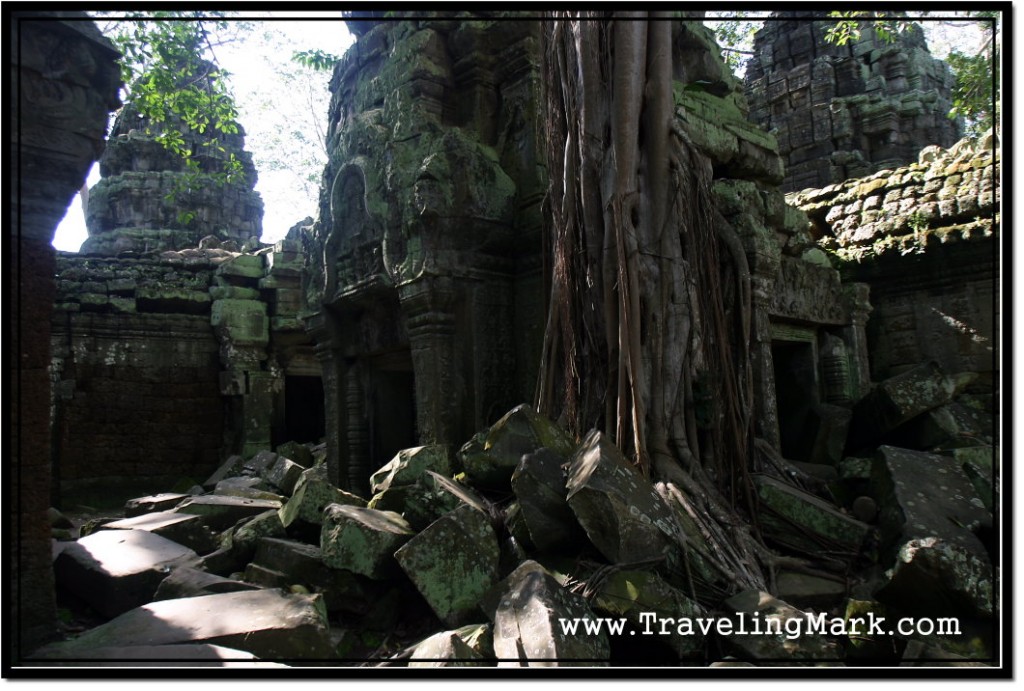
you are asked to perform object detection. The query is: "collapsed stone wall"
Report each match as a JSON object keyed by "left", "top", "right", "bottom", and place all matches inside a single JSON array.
[
  {"left": 745, "top": 14, "right": 961, "bottom": 192},
  {"left": 790, "top": 132, "right": 999, "bottom": 380},
  {"left": 11, "top": 12, "right": 121, "bottom": 658}
]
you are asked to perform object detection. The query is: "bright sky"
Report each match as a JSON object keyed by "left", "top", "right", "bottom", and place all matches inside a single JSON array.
[{"left": 52, "top": 14, "right": 355, "bottom": 252}]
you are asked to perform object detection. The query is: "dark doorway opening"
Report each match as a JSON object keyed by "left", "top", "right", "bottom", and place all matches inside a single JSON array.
[
  {"left": 368, "top": 355, "right": 418, "bottom": 472},
  {"left": 771, "top": 340, "right": 819, "bottom": 461},
  {"left": 284, "top": 375, "right": 326, "bottom": 444}
]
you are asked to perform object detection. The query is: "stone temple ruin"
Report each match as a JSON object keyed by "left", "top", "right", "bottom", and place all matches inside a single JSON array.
[{"left": 12, "top": 11, "right": 1000, "bottom": 670}]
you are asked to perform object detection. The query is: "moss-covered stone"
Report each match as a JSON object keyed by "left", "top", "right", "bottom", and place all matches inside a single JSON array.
[
  {"left": 278, "top": 466, "right": 366, "bottom": 528},
  {"left": 320, "top": 504, "right": 413, "bottom": 579},
  {"left": 394, "top": 503, "right": 500, "bottom": 626}
]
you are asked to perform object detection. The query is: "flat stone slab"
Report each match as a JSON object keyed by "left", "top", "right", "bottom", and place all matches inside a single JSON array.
[
  {"left": 153, "top": 566, "right": 260, "bottom": 601},
  {"left": 173, "top": 495, "right": 282, "bottom": 531},
  {"left": 123, "top": 493, "right": 189, "bottom": 517},
  {"left": 53, "top": 529, "right": 198, "bottom": 618},
  {"left": 101, "top": 510, "right": 218, "bottom": 555},
  {"left": 395, "top": 503, "right": 500, "bottom": 626},
  {"left": 720, "top": 590, "right": 841, "bottom": 661},
  {"left": 30, "top": 643, "right": 288, "bottom": 667},
  {"left": 493, "top": 561, "right": 610, "bottom": 666},
  {"left": 369, "top": 444, "right": 453, "bottom": 494},
  {"left": 39, "top": 590, "right": 336, "bottom": 661}
]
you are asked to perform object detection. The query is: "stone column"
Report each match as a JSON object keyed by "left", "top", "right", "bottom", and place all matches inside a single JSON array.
[
  {"left": 12, "top": 14, "right": 120, "bottom": 657},
  {"left": 307, "top": 311, "right": 346, "bottom": 488},
  {"left": 344, "top": 364, "right": 370, "bottom": 495},
  {"left": 400, "top": 276, "right": 461, "bottom": 447},
  {"left": 750, "top": 274, "right": 781, "bottom": 450},
  {"left": 211, "top": 297, "right": 270, "bottom": 457},
  {"left": 842, "top": 282, "right": 873, "bottom": 401}
]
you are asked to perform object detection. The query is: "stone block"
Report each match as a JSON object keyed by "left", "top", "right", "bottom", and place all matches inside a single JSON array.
[
  {"left": 591, "top": 569, "right": 706, "bottom": 658},
  {"left": 459, "top": 404, "right": 575, "bottom": 489},
  {"left": 173, "top": 495, "right": 283, "bottom": 532},
  {"left": 53, "top": 529, "right": 198, "bottom": 619},
  {"left": 774, "top": 571, "right": 848, "bottom": 611},
  {"left": 849, "top": 361, "right": 956, "bottom": 450},
  {"left": 369, "top": 444, "right": 453, "bottom": 494},
  {"left": 274, "top": 441, "right": 313, "bottom": 468},
  {"left": 871, "top": 445, "right": 992, "bottom": 617},
  {"left": 204, "top": 455, "right": 244, "bottom": 488},
  {"left": 493, "top": 561, "right": 610, "bottom": 666},
  {"left": 262, "top": 456, "right": 306, "bottom": 495},
  {"left": 152, "top": 566, "right": 260, "bottom": 601},
  {"left": 752, "top": 473, "right": 870, "bottom": 556},
  {"left": 407, "top": 628, "right": 489, "bottom": 667},
  {"left": 719, "top": 590, "right": 841, "bottom": 661},
  {"left": 210, "top": 299, "right": 268, "bottom": 346},
  {"left": 37, "top": 590, "right": 335, "bottom": 661},
  {"left": 511, "top": 448, "right": 587, "bottom": 553},
  {"left": 565, "top": 430, "right": 679, "bottom": 564},
  {"left": 321, "top": 504, "right": 414, "bottom": 579},
  {"left": 395, "top": 504, "right": 501, "bottom": 626},
  {"left": 228, "top": 509, "right": 286, "bottom": 564},
  {"left": 101, "top": 510, "right": 218, "bottom": 555},
  {"left": 123, "top": 493, "right": 189, "bottom": 517},
  {"left": 278, "top": 466, "right": 366, "bottom": 528}
]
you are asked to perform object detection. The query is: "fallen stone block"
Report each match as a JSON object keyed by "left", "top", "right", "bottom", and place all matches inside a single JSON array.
[
  {"left": 566, "top": 429, "right": 679, "bottom": 563},
  {"left": 203, "top": 455, "right": 244, "bottom": 489},
  {"left": 407, "top": 628, "right": 488, "bottom": 667},
  {"left": 153, "top": 566, "right": 260, "bottom": 601},
  {"left": 173, "top": 495, "right": 282, "bottom": 532},
  {"left": 278, "top": 465, "right": 365, "bottom": 528},
  {"left": 241, "top": 449, "right": 279, "bottom": 477},
  {"left": 719, "top": 589, "right": 842, "bottom": 661},
  {"left": 460, "top": 404, "right": 576, "bottom": 489},
  {"left": 953, "top": 446, "right": 995, "bottom": 512},
  {"left": 395, "top": 503, "right": 501, "bottom": 626},
  {"left": 368, "top": 469, "right": 487, "bottom": 531},
  {"left": 493, "top": 561, "right": 610, "bottom": 666},
  {"left": 213, "top": 477, "right": 285, "bottom": 502},
  {"left": 29, "top": 643, "right": 288, "bottom": 667},
  {"left": 752, "top": 473, "right": 870, "bottom": 556},
  {"left": 871, "top": 445, "right": 992, "bottom": 618},
  {"left": 262, "top": 456, "right": 306, "bottom": 496},
  {"left": 806, "top": 403, "right": 852, "bottom": 466},
  {"left": 53, "top": 529, "right": 198, "bottom": 618},
  {"left": 37, "top": 590, "right": 335, "bottom": 661},
  {"left": 774, "top": 571, "right": 848, "bottom": 611},
  {"left": 321, "top": 504, "right": 414, "bottom": 579},
  {"left": 590, "top": 569, "right": 706, "bottom": 658},
  {"left": 100, "top": 510, "right": 218, "bottom": 555},
  {"left": 369, "top": 444, "right": 453, "bottom": 494},
  {"left": 511, "top": 448, "right": 587, "bottom": 554},
  {"left": 123, "top": 493, "right": 189, "bottom": 517},
  {"left": 228, "top": 508, "right": 286, "bottom": 563},
  {"left": 889, "top": 401, "right": 993, "bottom": 451},
  {"left": 275, "top": 441, "right": 313, "bottom": 468},
  {"left": 848, "top": 361, "right": 956, "bottom": 450}
]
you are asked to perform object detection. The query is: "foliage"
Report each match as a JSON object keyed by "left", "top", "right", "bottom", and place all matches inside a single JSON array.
[
  {"left": 95, "top": 13, "right": 251, "bottom": 222},
  {"left": 292, "top": 48, "right": 341, "bottom": 71},
  {"left": 705, "top": 12, "right": 769, "bottom": 75},
  {"left": 823, "top": 11, "right": 917, "bottom": 46}
]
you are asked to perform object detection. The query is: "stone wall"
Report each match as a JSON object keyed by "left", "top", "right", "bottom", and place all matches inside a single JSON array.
[
  {"left": 745, "top": 14, "right": 961, "bottom": 192},
  {"left": 11, "top": 13, "right": 121, "bottom": 657},
  {"left": 789, "top": 133, "right": 999, "bottom": 379},
  {"left": 50, "top": 234, "right": 318, "bottom": 501}
]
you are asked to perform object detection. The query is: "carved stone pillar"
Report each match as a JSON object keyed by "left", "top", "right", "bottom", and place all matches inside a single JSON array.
[
  {"left": 842, "top": 282, "right": 873, "bottom": 401},
  {"left": 751, "top": 274, "right": 781, "bottom": 450},
  {"left": 308, "top": 311, "right": 346, "bottom": 488},
  {"left": 400, "top": 276, "right": 461, "bottom": 447},
  {"left": 212, "top": 298, "right": 270, "bottom": 458},
  {"left": 344, "top": 364, "right": 370, "bottom": 495}
]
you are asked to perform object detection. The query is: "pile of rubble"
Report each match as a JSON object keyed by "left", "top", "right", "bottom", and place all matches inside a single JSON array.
[{"left": 35, "top": 365, "right": 995, "bottom": 666}]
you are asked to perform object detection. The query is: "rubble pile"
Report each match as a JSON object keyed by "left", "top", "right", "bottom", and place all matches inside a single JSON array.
[{"left": 37, "top": 388, "right": 994, "bottom": 667}]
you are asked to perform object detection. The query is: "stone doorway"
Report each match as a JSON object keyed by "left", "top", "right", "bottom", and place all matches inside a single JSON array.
[
  {"left": 771, "top": 334, "right": 820, "bottom": 462},
  {"left": 283, "top": 375, "right": 326, "bottom": 445},
  {"left": 367, "top": 353, "right": 418, "bottom": 473}
]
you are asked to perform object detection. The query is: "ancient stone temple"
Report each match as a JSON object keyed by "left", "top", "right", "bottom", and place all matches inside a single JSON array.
[
  {"left": 745, "top": 14, "right": 962, "bottom": 191},
  {"left": 304, "top": 18, "right": 548, "bottom": 492},
  {"left": 82, "top": 59, "right": 264, "bottom": 255}
]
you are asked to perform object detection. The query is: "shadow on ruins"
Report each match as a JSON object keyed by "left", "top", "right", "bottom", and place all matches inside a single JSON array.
[{"left": 11, "top": 11, "right": 1001, "bottom": 671}]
